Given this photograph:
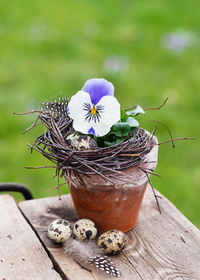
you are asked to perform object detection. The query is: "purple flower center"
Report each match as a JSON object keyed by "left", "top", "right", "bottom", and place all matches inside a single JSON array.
[{"left": 83, "top": 103, "right": 104, "bottom": 123}]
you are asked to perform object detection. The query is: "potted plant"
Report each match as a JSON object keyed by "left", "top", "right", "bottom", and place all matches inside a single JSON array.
[{"left": 18, "top": 78, "right": 161, "bottom": 233}]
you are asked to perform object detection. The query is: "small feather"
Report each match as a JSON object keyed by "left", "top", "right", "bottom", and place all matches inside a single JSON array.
[
  {"left": 41, "top": 97, "right": 69, "bottom": 118},
  {"left": 64, "top": 239, "right": 103, "bottom": 263},
  {"left": 64, "top": 238, "right": 121, "bottom": 277}
]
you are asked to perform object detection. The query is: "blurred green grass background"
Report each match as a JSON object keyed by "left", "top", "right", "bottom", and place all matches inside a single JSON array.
[{"left": 0, "top": 0, "right": 199, "bottom": 227}]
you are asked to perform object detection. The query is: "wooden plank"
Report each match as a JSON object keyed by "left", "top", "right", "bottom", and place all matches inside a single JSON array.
[
  {"left": 0, "top": 195, "right": 62, "bottom": 280},
  {"left": 19, "top": 186, "right": 200, "bottom": 280},
  {"left": 19, "top": 194, "right": 97, "bottom": 280}
]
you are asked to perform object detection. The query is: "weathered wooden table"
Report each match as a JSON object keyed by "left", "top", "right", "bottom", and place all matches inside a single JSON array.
[{"left": 1, "top": 185, "right": 200, "bottom": 280}]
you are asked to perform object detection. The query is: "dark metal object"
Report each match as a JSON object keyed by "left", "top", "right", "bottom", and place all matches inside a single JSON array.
[{"left": 0, "top": 183, "right": 33, "bottom": 200}]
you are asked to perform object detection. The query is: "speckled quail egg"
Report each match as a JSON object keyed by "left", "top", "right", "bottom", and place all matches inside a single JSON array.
[
  {"left": 73, "top": 219, "right": 97, "bottom": 240},
  {"left": 65, "top": 133, "right": 97, "bottom": 150},
  {"left": 97, "top": 229, "right": 127, "bottom": 255},
  {"left": 48, "top": 219, "right": 72, "bottom": 243}
]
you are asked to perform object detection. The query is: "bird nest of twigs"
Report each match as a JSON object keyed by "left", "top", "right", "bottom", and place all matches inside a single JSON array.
[{"left": 17, "top": 98, "right": 158, "bottom": 186}]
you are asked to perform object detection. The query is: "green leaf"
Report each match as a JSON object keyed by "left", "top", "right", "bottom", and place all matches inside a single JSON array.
[
  {"left": 93, "top": 109, "right": 141, "bottom": 147},
  {"left": 126, "top": 105, "right": 145, "bottom": 116},
  {"left": 116, "top": 138, "right": 123, "bottom": 143},
  {"left": 126, "top": 117, "right": 139, "bottom": 127},
  {"left": 111, "top": 123, "right": 131, "bottom": 137},
  {"left": 103, "top": 141, "right": 116, "bottom": 147}
]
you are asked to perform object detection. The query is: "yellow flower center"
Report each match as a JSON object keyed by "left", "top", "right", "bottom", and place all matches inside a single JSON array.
[{"left": 91, "top": 106, "right": 97, "bottom": 115}]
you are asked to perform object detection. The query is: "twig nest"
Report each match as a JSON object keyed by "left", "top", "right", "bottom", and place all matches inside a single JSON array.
[
  {"left": 65, "top": 133, "right": 97, "bottom": 150},
  {"left": 97, "top": 230, "right": 127, "bottom": 255},
  {"left": 48, "top": 219, "right": 72, "bottom": 243},
  {"left": 73, "top": 219, "right": 97, "bottom": 240}
]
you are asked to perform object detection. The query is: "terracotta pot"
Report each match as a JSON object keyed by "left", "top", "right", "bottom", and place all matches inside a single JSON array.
[{"left": 69, "top": 134, "right": 158, "bottom": 233}]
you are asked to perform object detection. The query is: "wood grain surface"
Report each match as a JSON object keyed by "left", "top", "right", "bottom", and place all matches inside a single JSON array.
[
  {"left": 19, "top": 186, "right": 200, "bottom": 280},
  {"left": 0, "top": 195, "right": 61, "bottom": 280}
]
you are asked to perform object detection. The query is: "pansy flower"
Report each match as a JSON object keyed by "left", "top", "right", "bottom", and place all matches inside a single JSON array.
[{"left": 68, "top": 78, "right": 120, "bottom": 137}]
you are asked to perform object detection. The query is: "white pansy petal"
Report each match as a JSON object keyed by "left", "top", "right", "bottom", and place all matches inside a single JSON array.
[
  {"left": 68, "top": 91, "right": 92, "bottom": 120},
  {"left": 96, "top": 95, "right": 120, "bottom": 127},
  {"left": 88, "top": 121, "right": 111, "bottom": 136},
  {"left": 68, "top": 87, "right": 120, "bottom": 137},
  {"left": 73, "top": 118, "right": 108, "bottom": 136},
  {"left": 74, "top": 116, "right": 111, "bottom": 136},
  {"left": 85, "top": 95, "right": 120, "bottom": 136},
  {"left": 73, "top": 119, "right": 92, "bottom": 135}
]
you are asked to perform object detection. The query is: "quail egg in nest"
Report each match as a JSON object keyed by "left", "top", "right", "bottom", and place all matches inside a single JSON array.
[
  {"left": 48, "top": 219, "right": 72, "bottom": 243},
  {"left": 73, "top": 219, "right": 97, "bottom": 240},
  {"left": 66, "top": 133, "right": 97, "bottom": 150},
  {"left": 97, "top": 229, "right": 127, "bottom": 255}
]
